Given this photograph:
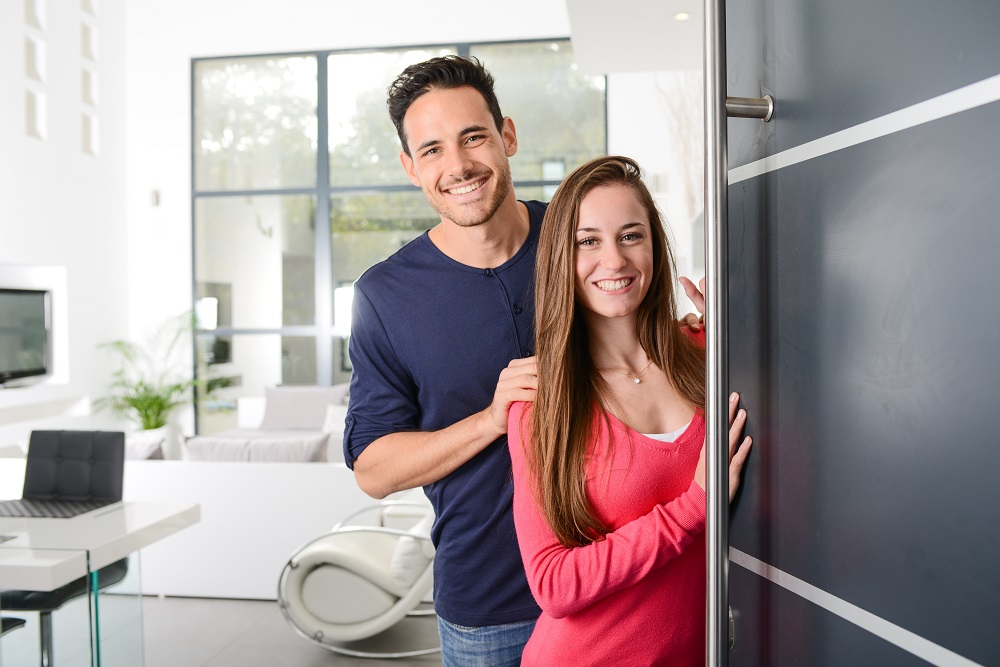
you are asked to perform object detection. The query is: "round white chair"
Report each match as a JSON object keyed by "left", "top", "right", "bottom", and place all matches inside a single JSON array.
[{"left": 277, "top": 500, "right": 438, "bottom": 658}]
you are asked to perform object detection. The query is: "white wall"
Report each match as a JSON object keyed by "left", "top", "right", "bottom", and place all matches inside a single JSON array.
[{"left": 0, "top": 1, "right": 130, "bottom": 443}]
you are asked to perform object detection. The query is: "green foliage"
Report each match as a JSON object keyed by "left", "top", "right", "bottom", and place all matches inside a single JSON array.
[{"left": 95, "top": 313, "right": 229, "bottom": 430}]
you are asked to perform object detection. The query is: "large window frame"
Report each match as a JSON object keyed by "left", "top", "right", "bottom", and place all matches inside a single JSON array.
[{"left": 191, "top": 39, "right": 607, "bottom": 432}]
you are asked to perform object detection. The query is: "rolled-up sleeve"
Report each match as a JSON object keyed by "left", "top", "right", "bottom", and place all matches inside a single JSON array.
[{"left": 343, "top": 283, "right": 419, "bottom": 468}]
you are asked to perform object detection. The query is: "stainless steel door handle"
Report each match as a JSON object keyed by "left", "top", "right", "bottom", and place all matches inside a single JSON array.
[{"left": 704, "top": 0, "right": 774, "bottom": 664}]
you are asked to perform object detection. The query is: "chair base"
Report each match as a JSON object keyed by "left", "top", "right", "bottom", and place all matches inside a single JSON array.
[
  {"left": 322, "top": 645, "right": 441, "bottom": 659},
  {"left": 287, "top": 606, "right": 440, "bottom": 659}
]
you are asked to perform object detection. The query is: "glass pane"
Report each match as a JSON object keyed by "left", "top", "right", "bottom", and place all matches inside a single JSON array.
[
  {"left": 195, "top": 55, "right": 318, "bottom": 191},
  {"left": 329, "top": 190, "right": 438, "bottom": 290},
  {"left": 194, "top": 333, "right": 318, "bottom": 435},
  {"left": 282, "top": 336, "right": 317, "bottom": 385},
  {"left": 195, "top": 194, "right": 316, "bottom": 328},
  {"left": 328, "top": 47, "right": 455, "bottom": 187},
  {"left": 513, "top": 185, "right": 551, "bottom": 204},
  {"left": 331, "top": 336, "right": 352, "bottom": 386},
  {"left": 95, "top": 553, "right": 144, "bottom": 666},
  {"left": 0, "top": 549, "right": 93, "bottom": 666},
  {"left": 470, "top": 41, "right": 607, "bottom": 183}
]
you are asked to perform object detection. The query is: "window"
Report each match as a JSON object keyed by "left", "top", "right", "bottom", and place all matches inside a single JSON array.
[{"left": 192, "top": 40, "right": 606, "bottom": 434}]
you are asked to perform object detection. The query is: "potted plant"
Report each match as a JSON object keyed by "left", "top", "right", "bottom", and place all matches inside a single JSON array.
[{"left": 96, "top": 312, "right": 229, "bottom": 457}]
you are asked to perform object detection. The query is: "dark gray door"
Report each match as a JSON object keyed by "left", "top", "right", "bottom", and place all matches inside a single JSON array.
[{"left": 725, "top": 2, "right": 1000, "bottom": 665}]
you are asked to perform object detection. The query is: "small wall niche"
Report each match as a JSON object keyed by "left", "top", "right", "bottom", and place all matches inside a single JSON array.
[
  {"left": 81, "top": 21, "right": 98, "bottom": 63},
  {"left": 24, "top": 0, "right": 46, "bottom": 30},
  {"left": 82, "top": 68, "right": 98, "bottom": 106},
  {"left": 25, "top": 90, "right": 47, "bottom": 140},
  {"left": 25, "top": 36, "right": 46, "bottom": 83},
  {"left": 82, "top": 112, "right": 100, "bottom": 156}
]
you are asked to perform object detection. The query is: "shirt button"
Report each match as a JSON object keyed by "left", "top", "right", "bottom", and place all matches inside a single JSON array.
[
  {"left": 483, "top": 268, "right": 492, "bottom": 276},
  {"left": 513, "top": 306, "right": 523, "bottom": 314}
]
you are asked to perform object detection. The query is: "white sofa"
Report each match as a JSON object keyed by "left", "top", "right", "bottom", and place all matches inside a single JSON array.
[{"left": 182, "top": 384, "right": 350, "bottom": 463}]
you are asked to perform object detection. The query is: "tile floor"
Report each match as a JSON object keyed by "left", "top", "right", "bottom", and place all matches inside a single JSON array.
[
  {"left": 0, "top": 595, "right": 441, "bottom": 667},
  {"left": 142, "top": 595, "right": 442, "bottom": 667}
]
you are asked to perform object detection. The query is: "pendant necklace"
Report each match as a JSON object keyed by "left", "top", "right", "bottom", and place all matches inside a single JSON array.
[{"left": 598, "top": 358, "right": 654, "bottom": 384}]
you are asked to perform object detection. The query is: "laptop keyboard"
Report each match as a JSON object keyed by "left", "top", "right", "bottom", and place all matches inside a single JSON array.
[{"left": 0, "top": 498, "right": 116, "bottom": 518}]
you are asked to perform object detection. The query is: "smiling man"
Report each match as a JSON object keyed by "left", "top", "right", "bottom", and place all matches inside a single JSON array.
[{"left": 343, "top": 56, "right": 546, "bottom": 665}]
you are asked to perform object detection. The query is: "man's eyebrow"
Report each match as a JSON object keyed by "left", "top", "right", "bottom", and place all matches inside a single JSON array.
[
  {"left": 415, "top": 137, "right": 441, "bottom": 153},
  {"left": 415, "top": 125, "right": 491, "bottom": 154},
  {"left": 460, "top": 124, "right": 490, "bottom": 136}
]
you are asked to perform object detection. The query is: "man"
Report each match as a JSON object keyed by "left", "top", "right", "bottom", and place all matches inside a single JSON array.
[{"left": 344, "top": 55, "right": 544, "bottom": 665}]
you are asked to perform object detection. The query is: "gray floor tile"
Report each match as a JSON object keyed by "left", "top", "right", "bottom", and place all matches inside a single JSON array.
[{"left": 142, "top": 596, "right": 442, "bottom": 667}]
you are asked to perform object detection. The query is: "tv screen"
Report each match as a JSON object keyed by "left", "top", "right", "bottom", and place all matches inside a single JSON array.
[{"left": 0, "top": 288, "right": 50, "bottom": 385}]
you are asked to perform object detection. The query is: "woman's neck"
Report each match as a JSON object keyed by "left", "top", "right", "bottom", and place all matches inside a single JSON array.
[{"left": 585, "top": 314, "right": 646, "bottom": 371}]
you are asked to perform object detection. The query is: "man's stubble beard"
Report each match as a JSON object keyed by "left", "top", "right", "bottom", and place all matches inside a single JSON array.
[{"left": 432, "top": 163, "right": 514, "bottom": 229}]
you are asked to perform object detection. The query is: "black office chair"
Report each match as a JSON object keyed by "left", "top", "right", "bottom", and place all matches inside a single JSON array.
[{"left": 0, "top": 430, "right": 128, "bottom": 667}]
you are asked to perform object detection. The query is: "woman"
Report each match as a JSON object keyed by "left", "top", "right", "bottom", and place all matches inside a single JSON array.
[{"left": 508, "top": 155, "right": 753, "bottom": 666}]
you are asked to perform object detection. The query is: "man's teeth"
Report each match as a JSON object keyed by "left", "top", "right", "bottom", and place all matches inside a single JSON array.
[
  {"left": 449, "top": 180, "right": 483, "bottom": 195},
  {"left": 596, "top": 279, "right": 632, "bottom": 291}
]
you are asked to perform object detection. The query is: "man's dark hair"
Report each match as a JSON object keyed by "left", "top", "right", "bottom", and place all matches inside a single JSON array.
[{"left": 387, "top": 55, "right": 505, "bottom": 156}]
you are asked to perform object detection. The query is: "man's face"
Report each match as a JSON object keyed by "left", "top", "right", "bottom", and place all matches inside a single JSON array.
[{"left": 399, "top": 86, "right": 518, "bottom": 228}]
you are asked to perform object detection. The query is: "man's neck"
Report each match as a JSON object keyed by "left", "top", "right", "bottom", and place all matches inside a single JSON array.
[{"left": 428, "top": 195, "right": 530, "bottom": 269}]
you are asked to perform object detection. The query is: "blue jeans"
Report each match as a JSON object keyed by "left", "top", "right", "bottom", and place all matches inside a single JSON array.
[{"left": 438, "top": 616, "right": 536, "bottom": 667}]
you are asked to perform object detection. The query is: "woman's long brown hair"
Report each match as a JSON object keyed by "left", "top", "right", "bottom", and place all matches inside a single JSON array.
[{"left": 528, "top": 155, "right": 705, "bottom": 547}]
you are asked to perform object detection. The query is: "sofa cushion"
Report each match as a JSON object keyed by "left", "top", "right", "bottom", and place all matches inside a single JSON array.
[
  {"left": 184, "top": 432, "right": 330, "bottom": 462},
  {"left": 259, "top": 385, "right": 349, "bottom": 431},
  {"left": 249, "top": 433, "right": 328, "bottom": 462},
  {"left": 183, "top": 436, "right": 250, "bottom": 461}
]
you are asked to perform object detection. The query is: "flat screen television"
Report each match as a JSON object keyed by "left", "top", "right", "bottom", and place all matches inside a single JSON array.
[{"left": 0, "top": 288, "right": 51, "bottom": 386}]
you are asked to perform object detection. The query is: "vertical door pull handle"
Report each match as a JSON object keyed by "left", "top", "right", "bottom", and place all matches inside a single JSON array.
[{"left": 704, "top": 1, "right": 775, "bottom": 665}]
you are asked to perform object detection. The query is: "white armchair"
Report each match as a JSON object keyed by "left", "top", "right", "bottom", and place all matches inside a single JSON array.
[{"left": 277, "top": 499, "right": 438, "bottom": 658}]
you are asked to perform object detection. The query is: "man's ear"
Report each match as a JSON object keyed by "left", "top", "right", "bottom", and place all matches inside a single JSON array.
[
  {"left": 502, "top": 117, "right": 518, "bottom": 158},
  {"left": 400, "top": 150, "right": 421, "bottom": 187}
]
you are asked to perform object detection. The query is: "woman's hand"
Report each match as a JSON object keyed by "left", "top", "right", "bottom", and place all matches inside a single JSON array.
[
  {"left": 679, "top": 276, "right": 706, "bottom": 331},
  {"left": 694, "top": 392, "right": 754, "bottom": 502}
]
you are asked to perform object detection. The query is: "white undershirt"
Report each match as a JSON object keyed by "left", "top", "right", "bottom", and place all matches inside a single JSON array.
[{"left": 643, "top": 419, "right": 692, "bottom": 443}]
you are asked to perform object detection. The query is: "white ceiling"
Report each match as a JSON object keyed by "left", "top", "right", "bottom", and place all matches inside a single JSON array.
[{"left": 565, "top": 0, "right": 703, "bottom": 74}]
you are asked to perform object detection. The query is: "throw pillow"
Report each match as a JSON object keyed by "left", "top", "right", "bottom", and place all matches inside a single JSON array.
[
  {"left": 389, "top": 511, "right": 436, "bottom": 589},
  {"left": 248, "top": 433, "right": 329, "bottom": 462},
  {"left": 259, "top": 384, "right": 350, "bottom": 431}
]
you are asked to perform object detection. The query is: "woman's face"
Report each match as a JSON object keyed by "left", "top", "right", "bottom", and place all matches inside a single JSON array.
[{"left": 574, "top": 183, "right": 654, "bottom": 322}]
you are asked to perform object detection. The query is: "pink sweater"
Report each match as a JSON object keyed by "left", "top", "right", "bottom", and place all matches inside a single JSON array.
[{"left": 508, "top": 402, "right": 707, "bottom": 667}]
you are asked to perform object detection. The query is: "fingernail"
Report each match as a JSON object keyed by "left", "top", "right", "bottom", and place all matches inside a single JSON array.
[
  {"left": 730, "top": 392, "right": 738, "bottom": 402},
  {"left": 738, "top": 409, "right": 745, "bottom": 419}
]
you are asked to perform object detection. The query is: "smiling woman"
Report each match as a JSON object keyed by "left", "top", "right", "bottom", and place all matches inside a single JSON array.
[{"left": 507, "top": 155, "right": 753, "bottom": 666}]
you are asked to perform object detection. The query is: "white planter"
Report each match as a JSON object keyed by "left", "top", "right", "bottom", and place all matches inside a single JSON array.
[{"left": 125, "top": 426, "right": 167, "bottom": 460}]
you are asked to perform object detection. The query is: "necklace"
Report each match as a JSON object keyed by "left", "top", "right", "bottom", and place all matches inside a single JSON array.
[{"left": 598, "top": 359, "right": 654, "bottom": 384}]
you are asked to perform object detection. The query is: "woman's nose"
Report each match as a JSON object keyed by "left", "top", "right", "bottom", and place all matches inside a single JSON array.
[{"left": 600, "top": 246, "right": 627, "bottom": 270}]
